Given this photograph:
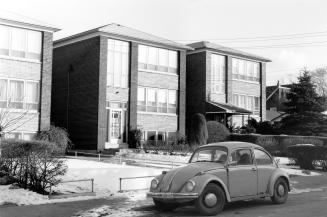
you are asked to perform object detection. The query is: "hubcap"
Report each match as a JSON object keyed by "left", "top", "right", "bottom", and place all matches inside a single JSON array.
[
  {"left": 277, "top": 184, "right": 285, "bottom": 196},
  {"left": 204, "top": 193, "right": 217, "bottom": 207}
]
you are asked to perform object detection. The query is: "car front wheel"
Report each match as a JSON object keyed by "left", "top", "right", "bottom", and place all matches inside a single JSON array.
[
  {"left": 153, "top": 199, "right": 178, "bottom": 211},
  {"left": 195, "top": 183, "right": 226, "bottom": 216},
  {"left": 271, "top": 177, "right": 288, "bottom": 204}
]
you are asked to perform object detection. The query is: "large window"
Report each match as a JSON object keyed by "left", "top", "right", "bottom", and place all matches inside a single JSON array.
[
  {"left": 0, "top": 24, "right": 42, "bottom": 60},
  {"left": 138, "top": 45, "right": 178, "bottom": 74},
  {"left": 232, "top": 58, "right": 260, "bottom": 82},
  {"left": 0, "top": 78, "right": 39, "bottom": 110},
  {"left": 137, "top": 87, "right": 178, "bottom": 114},
  {"left": 107, "top": 39, "right": 129, "bottom": 88},
  {"left": 143, "top": 131, "right": 177, "bottom": 146},
  {"left": 211, "top": 54, "right": 226, "bottom": 94},
  {"left": 233, "top": 93, "right": 260, "bottom": 114}
]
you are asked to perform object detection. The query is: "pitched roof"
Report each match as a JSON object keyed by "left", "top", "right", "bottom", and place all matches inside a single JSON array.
[
  {"left": 55, "top": 23, "right": 192, "bottom": 50},
  {"left": 206, "top": 101, "right": 252, "bottom": 115},
  {"left": 0, "top": 10, "right": 60, "bottom": 32},
  {"left": 187, "top": 41, "right": 271, "bottom": 62}
]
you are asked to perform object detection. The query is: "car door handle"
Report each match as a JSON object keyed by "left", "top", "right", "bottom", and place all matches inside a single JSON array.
[{"left": 251, "top": 167, "right": 257, "bottom": 172}]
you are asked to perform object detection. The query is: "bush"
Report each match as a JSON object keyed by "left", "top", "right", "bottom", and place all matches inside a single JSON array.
[
  {"left": 188, "top": 113, "right": 208, "bottom": 146},
  {"left": 0, "top": 139, "right": 67, "bottom": 194},
  {"left": 255, "top": 136, "right": 279, "bottom": 155},
  {"left": 207, "top": 121, "right": 230, "bottom": 143},
  {"left": 282, "top": 137, "right": 323, "bottom": 152},
  {"left": 287, "top": 144, "right": 327, "bottom": 170},
  {"left": 256, "top": 121, "right": 280, "bottom": 135},
  {"left": 35, "top": 125, "right": 72, "bottom": 153}
]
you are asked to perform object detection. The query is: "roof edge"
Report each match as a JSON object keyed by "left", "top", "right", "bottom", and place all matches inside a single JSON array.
[{"left": 0, "top": 17, "right": 60, "bottom": 32}]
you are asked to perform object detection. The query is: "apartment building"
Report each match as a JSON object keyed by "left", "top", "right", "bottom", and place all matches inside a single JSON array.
[
  {"left": 0, "top": 11, "right": 59, "bottom": 139},
  {"left": 186, "top": 41, "right": 271, "bottom": 129},
  {"left": 52, "top": 23, "right": 191, "bottom": 150}
]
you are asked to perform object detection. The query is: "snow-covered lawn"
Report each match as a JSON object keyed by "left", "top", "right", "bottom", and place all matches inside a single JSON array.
[{"left": 0, "top": 158, "right": 162, "bottom": 206}]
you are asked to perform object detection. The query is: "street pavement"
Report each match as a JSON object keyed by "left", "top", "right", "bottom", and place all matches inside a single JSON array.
[{"left": 1, "top": 173, "right": 327, "bottom": 217}]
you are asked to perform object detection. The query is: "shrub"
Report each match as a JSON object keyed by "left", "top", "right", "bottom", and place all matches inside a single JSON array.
[
  {"left": 207, "top": 121, "right": 230, "bottom": 143},
  {"left": 129, "top": 128, "right": 143, "bottom": 149},
  {"left": 256, "top": 121, "right": 280, "bottom": 135},
  {"left": 0, "top": 139, "right": 67, "bottom": 194},
  {"left": 188, "top": 113, "right": 208, "bottom": 146},
  {"left": 35, "top": 125, "right": 72, "bottom": 153},
  {"left": 255, "top": 136, "right": 279, "bottom": 155},
  {"left": 287, "top": 144, "right": 327, "bottom": 170}
]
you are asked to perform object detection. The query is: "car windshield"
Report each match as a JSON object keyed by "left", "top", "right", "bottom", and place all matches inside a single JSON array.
[{"left": 189, "top": 146, "right": 228, "bottom": 164}]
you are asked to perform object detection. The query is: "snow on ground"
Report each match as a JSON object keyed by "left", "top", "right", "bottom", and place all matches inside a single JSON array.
[
  {"left": 274, "top": 157, "right": 295, "bottom": 165},
  {"left": 0, "top": 158, "right": 162, "bottom": 206},
  {"left": 281, "top": 168, "right": 321, "bottom": 176}
]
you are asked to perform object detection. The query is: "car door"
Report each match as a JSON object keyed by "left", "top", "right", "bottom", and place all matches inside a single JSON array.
[
  {"left": 253, "top": 149, "right": 276, "bottom": 195},
  {"left": 228, "top": 148, "right": 258, "bottom": 198}
]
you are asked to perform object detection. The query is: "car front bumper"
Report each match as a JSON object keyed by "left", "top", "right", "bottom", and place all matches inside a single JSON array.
[{"left": 147, "top": 192, "right": 199, "bottom": 199}]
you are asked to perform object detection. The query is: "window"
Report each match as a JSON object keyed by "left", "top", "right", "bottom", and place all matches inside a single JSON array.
[
  {"left": 190, "top": 147, "right": 228, "bottom": 163},
  {"left": 137, "top": 87, "right": 178, "bottom": 114},
  {"left": 157, "top": 89, "right": 167, "bottom": 113},
  {"left": 157, "top": 131, "right": 165, "bottom": 145},
  {"left": 147, "top": 131, "right": 156, "bottom": 146},
  {"left": 11, "top": 28, "right": 26, "bottom": 58},
  {"left": 9, "top": 80, "right": 24, "bottom": 109},
  {"left": 0, "top": 79, "right": 7, "bottom": 107},
  {"left": 233, "top": 93, "right": 260, "bottom": 114},
  {"left": 22, "top": 132, "right": 35, "bottom": 141},
  {"left": 147, "top": 88, "right": 157, "bottom": 112},
  {"left": 138, "top": 45, "right": 178, "bottom": 74},
  {"left": 168, "top": 90, "right": 177, "bottom": 114},
  {"left": 254, "top": 149, "right": 272, "bottom": 165},
  {"left": 211, "top": 54, "right": 226, "bottom": 94},
  {"left": 27, "top": 31, "right": 42, "bottom": 60},
  {"left": 0, "top": 78, "right": 39, "bottom": 110},
  {"left": 137, "top": 87, "right": 146, "bottom": 111},
  {"left": 167, "top": 132, "right": 176, "bottom": 144},
  {"left": 231, "top": 149, "right": 253, "bottom": 165},
  {"left": 107, "top": 39, "right": 129, "bottom": 88},
  {"left": 254, "top": 97, "right": 260, "bottom": 111},
  {"left": 0, "top": 25, "right": 10, "bottom": 56},
  {"left": 232, "top": 58, "right": 260, "bottom": 82},
  {"left": 25, "top": 82, "right": 39, "bottom": 110}
]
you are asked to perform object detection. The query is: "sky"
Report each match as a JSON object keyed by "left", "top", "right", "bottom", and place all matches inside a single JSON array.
[{"left": 1, "top": 0, "right": 327, "bottom": 85}]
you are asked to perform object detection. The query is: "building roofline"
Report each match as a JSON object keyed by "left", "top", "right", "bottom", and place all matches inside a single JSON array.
[
  {"left": 187, "top": 41, "right": 271, "bottom": 62},
  {"left": 54, "top": 24, "right": 193, "bottom": 51}
]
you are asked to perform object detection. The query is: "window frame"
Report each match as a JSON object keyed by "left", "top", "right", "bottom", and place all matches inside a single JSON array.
[
  {"left": 253, "top": 148, "right": 273, "bottom": 165},
  {"left": 232, "top": 58, "right": 260, "bottom": 83}
]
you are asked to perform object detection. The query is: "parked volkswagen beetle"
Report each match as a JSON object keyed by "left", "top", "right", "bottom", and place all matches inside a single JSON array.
[{"left": 147, "top": 142, "right": 290, "bottom": 216}]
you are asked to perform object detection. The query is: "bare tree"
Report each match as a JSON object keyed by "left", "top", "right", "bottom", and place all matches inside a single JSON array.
[{"left": 311, "top": 67, "right": 327, "bottom": 97}]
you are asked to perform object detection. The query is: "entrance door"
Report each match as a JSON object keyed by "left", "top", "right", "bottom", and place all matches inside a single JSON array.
[{"left": 110, "top": 109, "right": 122, "bottom": 145}]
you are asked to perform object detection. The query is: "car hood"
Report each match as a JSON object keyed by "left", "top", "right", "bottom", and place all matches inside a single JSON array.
[{"left": 158, "top": 162, "right": 225, "bottom": 193}]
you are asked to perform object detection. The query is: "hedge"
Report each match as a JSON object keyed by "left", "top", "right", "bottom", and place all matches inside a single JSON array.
[{"left": 230, "top": 133, "right": 327, "bottom": 156}]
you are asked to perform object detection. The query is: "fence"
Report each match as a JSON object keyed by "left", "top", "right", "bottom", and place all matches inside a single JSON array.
[
  {"left": 118, "top": 175, "right": 155, "bottom": 192},
  {"left": 48, "top": 178, "right": 95, "bottom": 199}
]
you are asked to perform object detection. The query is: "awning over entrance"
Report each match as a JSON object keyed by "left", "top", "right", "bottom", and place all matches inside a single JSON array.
[{"left": 205, "top": 101, "right": 252, "bottom": 115}]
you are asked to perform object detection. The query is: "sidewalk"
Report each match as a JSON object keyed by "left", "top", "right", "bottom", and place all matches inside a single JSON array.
[{"left": 0, "top": 197, "right": 128, "bottom": 217}]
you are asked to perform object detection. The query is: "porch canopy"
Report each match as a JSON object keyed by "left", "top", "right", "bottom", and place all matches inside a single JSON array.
[{"left": 205, "top": 101, "right": 252, "bottom": 115}]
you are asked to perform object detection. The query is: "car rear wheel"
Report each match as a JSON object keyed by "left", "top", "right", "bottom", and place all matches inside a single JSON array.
[
  {"left": 271, "top": 177, "right": 288, "bottom": 204},
  {"left": 195, "top": 183, "right": 225, "bottom": 216},
  {"left": 153, "top": 199, "right": 178, "bottom": 211}
]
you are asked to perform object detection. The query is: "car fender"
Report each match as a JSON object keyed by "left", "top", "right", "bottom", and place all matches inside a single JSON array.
[
  {"left": 191, "top": 173, "right": 231, "bottom": 202},
  {"left": 268, "top": 168, "right": 290, "bottom": 195}
]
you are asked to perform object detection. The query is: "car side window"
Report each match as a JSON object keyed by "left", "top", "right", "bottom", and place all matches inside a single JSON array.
[
  {"left": 254, "top": 149, "right": 273, "bottom": 165},
  {"left": 231, "top": 149, "right": 253, "bottom": 165}
]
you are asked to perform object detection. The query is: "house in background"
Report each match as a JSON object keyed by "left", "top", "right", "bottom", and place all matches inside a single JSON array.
[
  {"left": 186, "top": 41, "right": 271, "bottom": 130},
  {"left": 266, "top": 81, "right": 291, "bottom": 122},
  {"left": 0, "top": 11, "right": 59, "bottom": 139},
  {"left": 52, "top": 23, "right": 191, "bottom": 151}
]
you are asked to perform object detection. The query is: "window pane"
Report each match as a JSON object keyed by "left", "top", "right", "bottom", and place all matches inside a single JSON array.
[
  {"left": 107, "top": 39, "right": 115, "bottom": 51},
  {"left": 254, "top": 149, "right": 272, "bottom": 165},
  {"left": 11, "top": 28, "right": 26, "bottom": 58},
  {"left": 168, "top": 90, "right": 177, "bottom": 113},
  {"left": 26, "top": 82, "right": 39, "bottom": 110},
  {"left": 121, "top": 53, "right": 129, "bottom": 87},
  {"left": 138, "top": 45, "right": 147, "bottom": 69},
  {"left": 113, "top": 52, "right": 121, "bottom": 87},
  {"left": 27, "top": 30, "right": 42, "bottom": 60},
  {"left": 9, "top": 80, "right": 24, "bottom": 109},
  {"left": 107, "top": 50, "right": 114, "bottom": 86},
  {"left": 158, "top": 48, "right": 168, "bottom": 72},
  {"left": 137, "top": 87, "right": 146, "bottom": 111},
  {"left": 148, "top": 47, "right": 158, "bottom": 70},
  {"left": 23, "top": 133, "right": 35, "bottom": 141},
  {"left": 168, "top": 50, "right": 177, "bottom": 73},
  {"left": 233, "top": 94, "right": 238, "bottom": 106},
  {"left": 158, "top": 89, "right": 167, "bottom": 113},
  {"left": 0, "top": 25, "right": 10, "bottom": 55},
  {"left": 147, "top": 88, "right": 157, "bottom": 112},
  {"left": 254, "top": 97, "right": 260, "bottom": 111},
  {"left": 0, "top": 79, "right": 7, "bottom": 107},
  {"left": 231, "top": 149, "right": 253, "bottom": 165},
  {"left": 157, "top": 131, "right": 165, "bottom": 145},
  {"left": 147, "top": 131, "right": 156, "bottom": 146}
]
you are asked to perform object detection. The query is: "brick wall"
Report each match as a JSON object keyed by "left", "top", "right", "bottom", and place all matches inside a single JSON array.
[
  {"left": 261, "top": 62, "right": 267, "bottom": 121},
  {"left": 52, "top": 37, "right": 101, "bottom": 150},
  {"left": 185, "top": 51, "right": 207, "bottom": 133},
  {"left": 137, "top": 113, "right": 178, "bottom": 131},
  {"left": 178, "top": 50, "right": 186, "bottom": 135},
  {"left": 0, "top": 59, "right": 41, "bottom": 80},
  {"left": 40, "top": 31, "right": 53, "bottom": 130},
  {"left": 129, "top": 42, "right": 138, "bottom": 131}
]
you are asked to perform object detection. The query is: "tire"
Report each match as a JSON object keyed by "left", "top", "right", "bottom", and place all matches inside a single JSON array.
[
  {"left": 153, "top": 199, "right": 178, "bottom": 211},
  {"left": 271, "top": 177, "right": 289, "bottom": 204},
  {"left": 195, "top": 183, "right": 226, "bottom": 216}
]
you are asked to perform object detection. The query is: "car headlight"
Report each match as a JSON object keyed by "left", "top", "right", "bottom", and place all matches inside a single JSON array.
[
  {"left": 185, "top": 180, "right": 196, "bottom": 192},
  {"left": 151, "top": 178, "right": 159, "bottom": 189}
]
